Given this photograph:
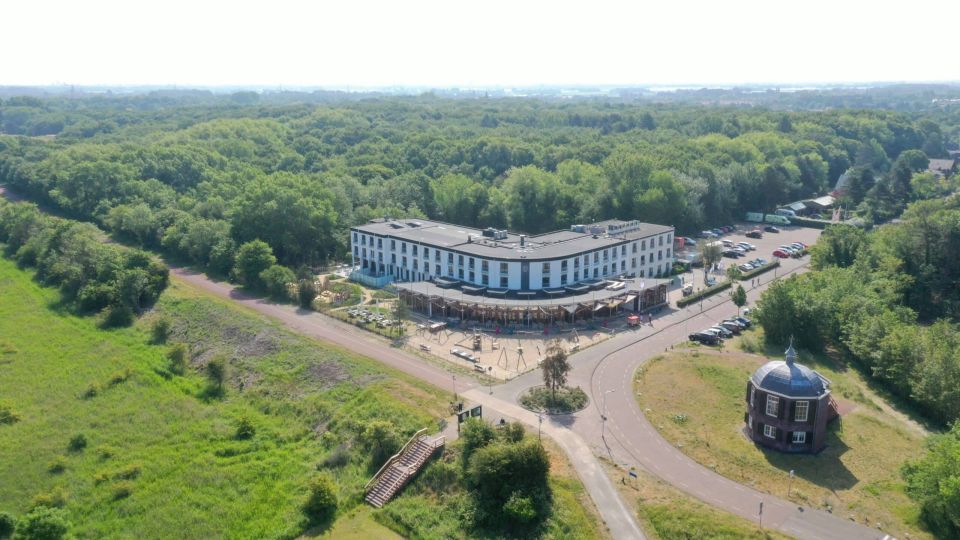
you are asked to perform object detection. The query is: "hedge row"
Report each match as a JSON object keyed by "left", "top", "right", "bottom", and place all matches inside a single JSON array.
[
  {"left": 676, "top": 280, "right": 732, "bottom": 308},
  {"left": 738, "top": 260, "right": 780, "bottom": 281}
]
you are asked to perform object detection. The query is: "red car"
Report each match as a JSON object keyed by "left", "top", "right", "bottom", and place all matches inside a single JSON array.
[{"left": 772, "top": 249, "right": 790, "bottom": 258}]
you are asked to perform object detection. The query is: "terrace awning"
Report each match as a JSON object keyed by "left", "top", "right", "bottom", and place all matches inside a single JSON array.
[
  {"left": 543, "top": 288, "right": 566, "bottom": 296},
  {"left": 486, "top": 288, "right": 508, "bottom": 296},
  {"left": 565, "top": 283, "right": 589, "bottom": 293},
  {"left": 462, "top": 284, "right": 486, "bottom": 294},
  {"left": 607, "top": 298, "right": 625, "bottom": 309},
  {"left": 516, "top": 291, "right": 537, "bottom": 298},
  {"left": 562, "top": 304, "right": 580, "bottom": 314},
  {"left": 624, "top": 294, "right": 637, "bottom": 304},
  {"left": 593, "top": 302, "right": 606, "bottom": 312},
  {"left": 435, "top": 277, "right": 459, "bottom": 288}
]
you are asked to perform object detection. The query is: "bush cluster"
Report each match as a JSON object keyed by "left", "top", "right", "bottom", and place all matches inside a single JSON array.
[{"left": 0, "top": 200, "right": 168, "bottom": 325}]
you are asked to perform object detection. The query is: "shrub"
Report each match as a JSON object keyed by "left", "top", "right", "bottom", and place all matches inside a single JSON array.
[
  {"left": 503, "top": 491, "right": 537, "bottom": 524},
  {"left": 676, "top": 280, "right": 732, "bottom": 308},
  {"left": 81, "top": 383, "right": 100, "bottom": 400},
  {"left": 234, "top": 417, "right": 256, "bottom": 440},
  {"left": 260, "top": 264, "right": 296, "bottom": 300},
  {"left": 319, "top": 444, "right": 351, "bottom": 469},
  {"left": 111, "top": 481, "right": 134, "bottom": 501},
  {"left": 166, "top": 343, "right": 188, "bottom": 375},
  {"left": 303, "top": 473, "right": 338, "bottom": 525},
  {"left": 115, "top": 463, "right": 142, "bottom": 480},
  {"left": 67, "top": 433, "right": 88, "bottom": 452},
  {"left": 0, "top": 511, "right": 15, "bottom": 539},
  {"left": 151, "top": 317, "right": 171, "bottom": 344},
  {"left": 205, "top": 355, "right": 228, "bottom": 396},
  {"left": 297, "top": 279, "right": 317, "bottom": 309},
  {"left": 100, "top": 304, "right": 134, "bottom": 328},
  {"left": 359, "top": 420, "right": 401, "bottom": 466},
  {"left": 30, "top": 487, "right": 68, "bottom": 509},
  {"left": 108, "top": 369, "right": 130, "bottom": 386},
  {"left": 0, "top": 402, "right": 20, "bottom": 425},
  {"left": 95, "top": 445, "right": 116, "bottom": 460},
  {"left": 415, "top": 459, "right": 459, "bottom": 495},
  {"left": 738, "top": 260, "right": 780, "bottom": 281},
  {"left": 739, "top": 333, "right": 763, "bottom": 354},
  {"left": 13, "top": 506, "right": 70, "bottom": 540},
  {"left": 460, "top": 418, "right": 496, "bottom": 465},
  {"left": 47, "top": 457, "right": 67, "bottom": 474}
]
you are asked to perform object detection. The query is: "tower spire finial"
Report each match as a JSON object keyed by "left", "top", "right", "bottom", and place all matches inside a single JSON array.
[{"left": 785, "top": 336, "right": 797, "bottom": 365}]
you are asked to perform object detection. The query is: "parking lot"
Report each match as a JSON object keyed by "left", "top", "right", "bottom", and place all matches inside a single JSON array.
[{"left": 674, "top": 223, "right": 822, "bottom": 342}]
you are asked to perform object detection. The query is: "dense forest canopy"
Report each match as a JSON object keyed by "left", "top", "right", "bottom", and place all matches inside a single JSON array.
[{"left": 0, "top": 92, "right": 957, "bottom": 278}]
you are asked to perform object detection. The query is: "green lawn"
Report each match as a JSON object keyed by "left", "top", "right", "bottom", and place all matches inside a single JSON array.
[
  {"left": 634, "top": 342, "right": 930, "bottom": 540},
  {"left": 0, "top": 256, "right": 602, "bottom": 539}
]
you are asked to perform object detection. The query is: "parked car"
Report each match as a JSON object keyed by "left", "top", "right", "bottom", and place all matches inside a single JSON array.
[
  {"left": 712, "top": 228, "right": 724, "bottom": 236},
  {"left": 790, "top": 242, "right": 805, "bottom": 250},
  {"left": 746, "top": 229, "right": 763, "bottom": 239},
  {"left": 721, "top": 239, "right": 734, "bottom": 247},
  {"left": 772, "top": 249, "right": 790, "bottom": 258},
  {"left": 682, "top": 236, "right": 697, "bottom": 245},
  {"left": 720, "top": 226, "right": 733, "bottom": 233},
  {"left": 736, "top": 242, "right": 756, "bottom": 251},
  {"left": 738, "top": 263, "right": 754, "bottom": 272},
  {"left": 722, "top": 319, "right": 747, "bottom": 332},
  {"left": 734, "top": 316, "right": 752, "bottom": 327},
  {"left": 779, "top": 245, "right": 797, "bottom": 254},
  {"left": 722, "top": 250, "right": 741, "bottom": 259},
  {"left": 701, "top": 328, "right": 724, "bottom": 340},
  {"left": 689, "top": 332, "right": 720, "bottom": 345},
  {"left": 699, "top": 230, "right": 716, "bottom": 238},
  {"left": 718, "top": 321, "right": 742, "bottom": 334},
  {"left": 753, "top": 258, "right": 767, "bottom": 266},
  {"left": 764, "top": 225, "right": 780, "bottom": 233},
  {"left": 709, "top": 326, "right": 734, "bottom": 339}
]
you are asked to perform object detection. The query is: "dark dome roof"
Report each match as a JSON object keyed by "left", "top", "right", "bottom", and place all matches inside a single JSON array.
[{"left": 750, "top": 343, "right": 828, "bottom": 397}]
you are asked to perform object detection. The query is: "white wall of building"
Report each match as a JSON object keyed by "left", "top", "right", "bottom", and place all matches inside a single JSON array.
[{"left": 352, "top": 229, "right": 674, "bottom": 290}]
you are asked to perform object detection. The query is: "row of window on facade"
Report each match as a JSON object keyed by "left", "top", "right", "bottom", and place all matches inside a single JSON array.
[
  {"left": 748, "top": 416, "right": 809, "bottom": 444},
  {"left": 359, "top": 258, "right": 667, "bottom": 287},
  {"left": 352, "top": 234, "right": 672, "bottom": 267},
  {"left": 750, "top": 387, "right": 810, "bottom": 421}
]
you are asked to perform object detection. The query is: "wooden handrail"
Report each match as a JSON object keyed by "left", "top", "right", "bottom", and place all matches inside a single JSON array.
[{"left": 364, "top": 428, "right": 428, "bottom": 492}]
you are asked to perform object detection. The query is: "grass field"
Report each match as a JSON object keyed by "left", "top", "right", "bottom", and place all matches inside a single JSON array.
[
  {"left": 0, "top": 256, "right": 602, "bottom": 539},
  {"left": 602, "top": 459, "right": 791, "bottom": 540},
  {"left": 634, "top": 335, "right": 930, "bottom": 540}
]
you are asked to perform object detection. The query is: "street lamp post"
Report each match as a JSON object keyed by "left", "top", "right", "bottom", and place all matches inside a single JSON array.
[
  {"left": 788, "top": 469, "right": 795, "bottom": 497},
  {"left": 538, "top": 413, "right": 543, "bottom": 442},
  {"left": 602, "top": 389, "right": 616, "bottom": 441},
  {"left": 452, "top": 374, "right": 457, "bottom": 400}
]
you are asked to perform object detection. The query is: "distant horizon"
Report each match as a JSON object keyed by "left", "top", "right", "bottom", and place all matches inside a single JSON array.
[
  {"left": 5, "top": 0, "right": 958, "bottom": 90},
  {"left": 3, "top": 80, "right": 960, "bottom": 95}
]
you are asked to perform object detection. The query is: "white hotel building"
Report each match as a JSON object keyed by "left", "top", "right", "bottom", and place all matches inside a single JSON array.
[{"left": 350, "top": 218, "right": 675, "bottom": 293}]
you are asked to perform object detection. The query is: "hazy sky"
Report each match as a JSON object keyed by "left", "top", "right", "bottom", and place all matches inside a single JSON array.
[{"left": 5, "top": 0, "right": 959, "bottom": 87}]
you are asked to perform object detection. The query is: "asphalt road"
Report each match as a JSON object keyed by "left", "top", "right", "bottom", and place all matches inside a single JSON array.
[{"left": 2, "top": 185, "right": 888, "bottom": 540}]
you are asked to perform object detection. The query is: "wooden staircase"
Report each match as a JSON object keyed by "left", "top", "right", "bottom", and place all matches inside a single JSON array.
[{"left": 364, "top": 428, "right": 444, "bottom": 508}]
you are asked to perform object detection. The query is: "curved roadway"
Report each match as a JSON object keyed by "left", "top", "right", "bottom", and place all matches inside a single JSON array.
[{"left": 0, "top": 186, "right": 887, "bottom": 540}]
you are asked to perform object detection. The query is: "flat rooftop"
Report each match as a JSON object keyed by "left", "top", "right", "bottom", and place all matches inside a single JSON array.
[{"left": 353, "top": 218, "right": 673, "bottom": 261}]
